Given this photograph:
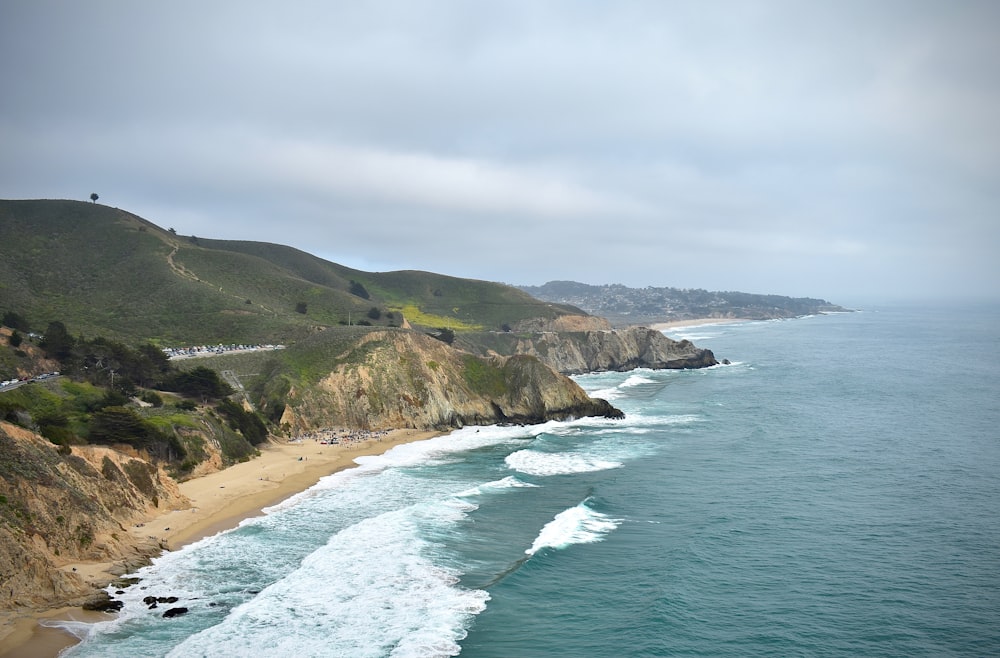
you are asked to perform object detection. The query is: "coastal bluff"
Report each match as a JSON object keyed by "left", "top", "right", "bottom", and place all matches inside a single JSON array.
[
  {"left": 277, "top": 329, "right": 623, "bottom": 433},
  {"left": 0, "top": 422, "right": 187, "bottom": 613},
  {"left": 459, "top": 322, "right": 718, "bottom": 375}
]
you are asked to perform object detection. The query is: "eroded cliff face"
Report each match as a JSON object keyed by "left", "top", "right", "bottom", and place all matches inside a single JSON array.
[
  {"left": 278, "top": 330, "right": 621, "bottom": 433},
  {"left": 0, "top": 422, "right": 188, "bottom": 613},
  {"left": 511, "top": 315, "right": 612, "bottom": 332},
  {"left": 459, "top": 326, "right": 718, "bottom": 375}
]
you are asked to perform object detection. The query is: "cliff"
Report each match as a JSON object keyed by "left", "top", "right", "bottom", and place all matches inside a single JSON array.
[
  {"left": 277, "top": 330, "right": 622, "bottom": 433},
  {"left": 458, "top": 325, "right": 718, "bottom": 375},
  {"left": 0, "top": 422, "right": 188, "bottom": 613}
]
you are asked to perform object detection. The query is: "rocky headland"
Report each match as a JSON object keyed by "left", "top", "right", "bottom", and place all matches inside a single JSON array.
[
  {"left": 458, "top": 318, "right": 719, "bottom": 375},
  {"left": 277, "top": 329, "right": 624, "bottom": 433}
]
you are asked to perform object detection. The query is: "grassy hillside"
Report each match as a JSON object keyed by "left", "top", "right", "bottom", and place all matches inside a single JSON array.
[{"left": 0, "top": 199, "right": 581, "bottom": 346}]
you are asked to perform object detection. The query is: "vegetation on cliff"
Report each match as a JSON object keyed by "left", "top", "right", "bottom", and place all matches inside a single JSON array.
[{"left": 0, "top": 326, "right": 266, "bottom": 477}]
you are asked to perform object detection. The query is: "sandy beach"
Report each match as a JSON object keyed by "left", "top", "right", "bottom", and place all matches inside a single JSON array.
[{"left": 0, "top": 428, "right": 440, "bottom": 657}]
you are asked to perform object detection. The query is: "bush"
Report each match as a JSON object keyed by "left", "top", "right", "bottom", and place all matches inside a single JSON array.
[
  {"left": 349, "top": 280, "right": 370, "bottom": 299},
  {"left": 161, "top": 366, "right": 233, "bottom": 401},
  {"left": 1, "top": 311, "right": 30, "bottom": 332},
  {"left": 88, "top": 406, "right": 185, "bottom": 461},
  {"left": 428, "top": 327, "right": 455, "bottom": 345},
  {"left": 215, "top": 399, "right": 269, "bottom": 445},
  {"left": 42, "top": 425, "right": 76, "bottom": 446}
]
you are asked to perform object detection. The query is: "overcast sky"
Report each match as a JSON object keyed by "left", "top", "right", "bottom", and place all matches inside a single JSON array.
[{"left": 2, "top": 1, "right": 997, "bottom": 305}]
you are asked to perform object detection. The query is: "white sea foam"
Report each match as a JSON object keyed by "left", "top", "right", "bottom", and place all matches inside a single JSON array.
[
  {"left": 266, "top": 424, "right": 538, "bottom": 513},
  {"left": 38, "top": 618, "right": 97, "bottom": 640},
  {"left": 526, "top": 501, "right": 622, "bottom": 555},
  {"left": 589, "top": 385, "right": 623, "bottom": 400},
  {"left": 168, "top": 503, "right": 489, "bottom": 658},
  {"left": 588, "top": 412, "right": 702, "bottom": 430},
  {"left": 505, "top": 450, "right": 623, "bottom": 476},
  {"left": 456, "top": 476, "right": 540, "bottom": 497},
  {"left": 621, "top": 373, "right": 657, "bottom": 387},
  {"left": 666, "top": 331, "right": 714, "bottom": 341}
]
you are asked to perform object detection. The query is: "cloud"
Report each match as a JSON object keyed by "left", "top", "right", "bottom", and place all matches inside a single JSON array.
[
  {"left": 1, "top": 0, "right": 998, "bottom": 303},
  {"left": 248, "top": 139, "right": 642, "bottom": 218}
]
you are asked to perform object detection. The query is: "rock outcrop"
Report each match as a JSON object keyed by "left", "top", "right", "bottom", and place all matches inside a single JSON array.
[
  {"left": 458, "top": 326, "right": 718, "bottom": 375},
  {"left": 277, "top": 330, "right": 622, "bottom": 433}
]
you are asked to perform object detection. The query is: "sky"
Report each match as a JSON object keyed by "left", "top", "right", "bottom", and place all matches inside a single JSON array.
[{"left": 2, "top": 1, "right": 998, "bottom": 305}]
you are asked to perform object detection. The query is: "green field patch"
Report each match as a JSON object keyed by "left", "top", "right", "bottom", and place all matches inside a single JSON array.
[{"left": 394, "top": 304, "right": 483, "bottom": 331}]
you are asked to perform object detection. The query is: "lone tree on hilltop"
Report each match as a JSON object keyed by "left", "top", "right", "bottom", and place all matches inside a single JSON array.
[{"left": 90, "top": 193, "right": 99, "bottom": 203}]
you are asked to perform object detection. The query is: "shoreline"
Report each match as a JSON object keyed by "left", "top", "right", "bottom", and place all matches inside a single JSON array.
[
  {"left": 648, "top": 317, "right": 748, "bottom": 331},
  {"left": 0, "top": 428, "right": 441, "bottom": 657}
]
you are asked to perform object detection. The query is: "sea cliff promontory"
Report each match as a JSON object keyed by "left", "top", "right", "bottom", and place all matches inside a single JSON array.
[
  {"left": 459, "top": 322, "right": 718, "bottom": 375},
  {"left": 268, "top": 329, "right": 624, "bottom": 433}
]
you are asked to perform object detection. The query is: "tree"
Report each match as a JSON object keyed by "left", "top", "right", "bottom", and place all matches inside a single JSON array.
[
  {"left": 90, "top": 193, "right": 99, "bottom": 203},
  {"left": 367, "top": 307, "right": 382, "bottom": 320},
  {"left": 295, "top": 301, "right": 308, "bottom": 314},
  {"left": 40, "top": 321, "right": 76, "bottom": 362},
  {"left": 1, "top": 311, "right": 29, "bottom": 331}
]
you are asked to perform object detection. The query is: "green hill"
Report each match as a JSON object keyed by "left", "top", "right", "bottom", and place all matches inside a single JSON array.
[{"left": 0, "top": 199, "right": 581, "bottom": 345}]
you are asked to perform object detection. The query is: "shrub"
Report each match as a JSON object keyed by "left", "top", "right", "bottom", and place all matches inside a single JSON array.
[
  {"left": 160, "top": 366, "right": 233, "bottom": 401},
  {"left": 1, "top": 311, "right": 30, "bottom": 332},
  {"left": 429, "top": 328, "right": 455, "bottom": 345},
  {"left": 215, "top": 399, "right": 269, "bottom": 445},
  {"left": 349, "top": 280, "right": 370, "bottom": 299}
]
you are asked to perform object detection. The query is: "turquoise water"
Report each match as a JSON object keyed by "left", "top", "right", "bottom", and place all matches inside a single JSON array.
[{"left": 60, "top": 305, "right": 1000, "bottom": 657}]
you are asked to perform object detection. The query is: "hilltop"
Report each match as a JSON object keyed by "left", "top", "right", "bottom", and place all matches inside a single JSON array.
[{"left": 0, "top": 199, "right": 581, "bottom": 346}]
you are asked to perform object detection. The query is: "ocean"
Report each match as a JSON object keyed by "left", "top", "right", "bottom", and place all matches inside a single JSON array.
[{"left": 57, "top": 304, "right": 1000, "bottom": 657}]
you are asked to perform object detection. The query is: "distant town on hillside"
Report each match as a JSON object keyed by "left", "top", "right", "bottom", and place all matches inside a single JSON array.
[{"left": 518, "top": 281, "right": 850, "bottom": 327}]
